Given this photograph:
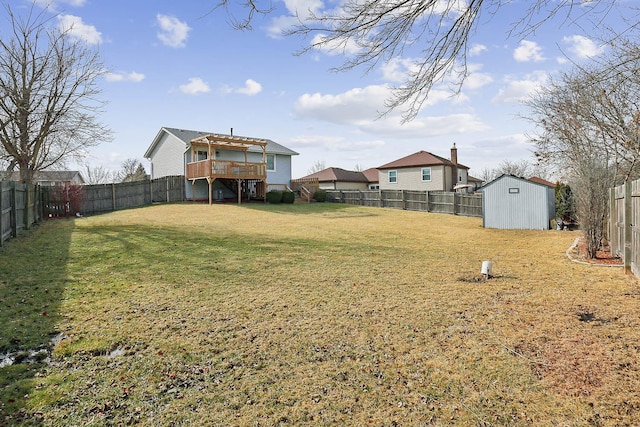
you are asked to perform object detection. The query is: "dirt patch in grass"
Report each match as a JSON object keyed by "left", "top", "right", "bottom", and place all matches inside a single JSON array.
[{"left": 567, "top": 237, "right": 623, "bottom": 266}]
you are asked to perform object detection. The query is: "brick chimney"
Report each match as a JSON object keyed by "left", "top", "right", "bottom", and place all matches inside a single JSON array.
[{"left": 451, "top": 143, "right": 458, "bottom": 191}]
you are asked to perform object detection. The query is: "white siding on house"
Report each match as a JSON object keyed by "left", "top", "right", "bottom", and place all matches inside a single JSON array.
[
  {"left": 379, "top": 165, "right": 449, "bottom": 191},
  {"left": 147, "top": 133, "right": 186, "bottom": 179},
  {"left": 482, "top": 175, "right": 555, "bottom": 230}
]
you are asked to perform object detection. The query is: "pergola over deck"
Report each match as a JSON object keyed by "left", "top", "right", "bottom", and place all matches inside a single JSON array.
[{"left": 185, "top": 134, "right": 268, "bottom": 204}]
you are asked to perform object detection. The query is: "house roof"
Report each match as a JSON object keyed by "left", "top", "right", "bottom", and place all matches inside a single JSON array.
[
  {"left": 362, "top": 168, "right": 379, "bottom": 183},
  {"left": 144, "top": 127, "right": 299, "bottom": 158},
  {"left": 377, "top": 150, "right": 469, "bottom": 170},
  {"left": 303, "top": 167, "right": 370, "bottom": 183},
  {"left": 528, "top": 176, "right": 556, "bottom": 188},
  {"left": 467, "top": 175, "right": 483, "bottom": 183},
  {"left": 0, "top": 170, "right": 84, "bottom": 184}
]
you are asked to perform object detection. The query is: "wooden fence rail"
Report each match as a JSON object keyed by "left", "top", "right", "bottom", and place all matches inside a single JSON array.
[{"left": 325, "top": 189, "right": 483, "bottom": 218}]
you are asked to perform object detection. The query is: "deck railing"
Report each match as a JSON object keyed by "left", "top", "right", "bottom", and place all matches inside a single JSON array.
[{"left": 186, "top": 159, "right": 266, "bottom": 180}]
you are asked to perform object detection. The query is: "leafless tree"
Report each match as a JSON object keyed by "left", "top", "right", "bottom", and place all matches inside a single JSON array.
[
  {"left": 525, "top": 39, "right": 640, "bottom": 256},
  {"left": 216, "top": 0, "right": 632, "bottom": 121},
  {"left": 0, "top": 2, "right": 110, "bottom": 184},
  {"left": 571, "top": 157, "right": 613, "bottom": 258},
  {"left": 307, "top": 160, "right": 326, "bottom": 174},
  {"left": 117, "top": 158, "right": 148, "bottom": 183},
  {"left": 83, "top": 164, "right": 114, "bottom": 184}
]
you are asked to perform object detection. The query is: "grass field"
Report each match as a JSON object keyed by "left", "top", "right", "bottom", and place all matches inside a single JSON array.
[{"left": 1, "top": 202, "right": 639, "bottom": 426}]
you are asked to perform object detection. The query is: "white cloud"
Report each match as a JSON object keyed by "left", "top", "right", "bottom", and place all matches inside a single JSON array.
[
  {"left": 179, "top": 77, "right": 210, "bottom": 95},
  {"left": 57, "top": 14, "right": 102, "bottom": 44},
  {"left": 105, "top": 71, "right": 145, "bottom": 83},
  {"left": 294, "top": 84, "right": 487, "bottom": 138},
  {"left": 380, "top": 57, "right": 419, "bottom": 83},
  {"left": 221, "top": 79, "right": 264, "bottom": 96},
  {"left": 310, "top": 33, "right": 361, "bottom": 56},
  {"left": 288, "top": 135, "right": 385, "bottom": 152},
  {"left": 492, "top": 71, "right": 547, "bottom": 104},
  {"left": 562, "top": 35, "right": 605, "bottom": 59},
  {"left": 469, "top": 44, "right": 487, "bottom": 56},
  {"left": 295, "top": 85, "right": 392, "bottom": 125},
  {"left": 463, "top": 63, "right": 493, "bottom": 90},
  {"left": 237, "top": 79, "right": 263, "bottom": 96},
  {"left": 513, "top": 40, "right": 545, "bottom": 62},
  {"left": 157, "top": 14, "right": 190, "bottom": 48}
]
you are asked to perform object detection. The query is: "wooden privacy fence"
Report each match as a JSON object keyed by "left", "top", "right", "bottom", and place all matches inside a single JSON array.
[
  {"left": 325, "top": 189, "right": 483, "bottom": 217},
  {"left": 609, "top": 180, "right": 640, "bottom": 276},
  {"left": 0, "top": 182, "right": 43, "bottom": 246},
  {"left": 42, "top": 175, "right": 186, "bottom": 217}
]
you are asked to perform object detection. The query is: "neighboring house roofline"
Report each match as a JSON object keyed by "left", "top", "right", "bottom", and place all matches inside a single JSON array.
[
  {"left": 528, "top": 176, "right": 556, "bottom": 188},
  {"left": 362, "top": 168, "right": 379, "bottom": 183},
  {"left": 300, "top": 167, "right": 369, "bottom": 183},
  {"left": 0, "top": 170, "right": 84, "bottom": 184},
  {"left": 377, "top": 150, "right": 469, "bottom": 170}
]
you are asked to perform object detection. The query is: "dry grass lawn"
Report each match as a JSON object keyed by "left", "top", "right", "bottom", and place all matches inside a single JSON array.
[{"left": 1, "top": 202, "right": 640, "bottom": 426}]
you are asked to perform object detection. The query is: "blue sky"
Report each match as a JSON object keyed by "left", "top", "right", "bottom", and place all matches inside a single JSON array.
[{"left": 19, "top": 0, "right": 633, "bottom": 178}]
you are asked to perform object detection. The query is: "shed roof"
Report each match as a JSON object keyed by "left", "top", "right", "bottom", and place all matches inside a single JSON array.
[
  {"left": 481, "top": 174, "right": 554, "bottom": 190},
  {"left": 377, "top": 150, "right": 469, "bottom": 170}
]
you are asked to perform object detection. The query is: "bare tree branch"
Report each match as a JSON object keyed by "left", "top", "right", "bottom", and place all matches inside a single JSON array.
[{"left": 0, "top": 1, "right": 111, "bottom": 184}]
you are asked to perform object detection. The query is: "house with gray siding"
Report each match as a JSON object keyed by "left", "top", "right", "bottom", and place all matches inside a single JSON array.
[
  {"left": 481, "top": 174, "right": 555, "bottom": 230},
  {"left": 144, "top": 127, "right": 298, "bottom": 202},
  {"left": 377, "top": 144, "right": 469, "bottom": 192}
]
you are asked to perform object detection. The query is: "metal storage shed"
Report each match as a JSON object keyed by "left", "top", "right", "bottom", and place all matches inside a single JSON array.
[{"left": 481, "top": 174, "right": 555, "bottom": 230}]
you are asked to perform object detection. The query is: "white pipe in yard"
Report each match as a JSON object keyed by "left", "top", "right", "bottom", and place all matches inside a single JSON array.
[{"left": 481, "top": 260, "right": 493, "bottom": 278}]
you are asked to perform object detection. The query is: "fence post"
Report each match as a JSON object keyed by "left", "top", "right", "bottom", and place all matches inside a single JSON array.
[
  {"left": 24, "top": 185, "right": 30, "bottom": 230},
  {"left": 625, "top": 181, "right": 632, "bottom": 275},
  {"left": 10, "top": 182, "right": 17, "bottom": 238},
  {"left": 112, "top": 183, "right": 116, "bottom": 211}
]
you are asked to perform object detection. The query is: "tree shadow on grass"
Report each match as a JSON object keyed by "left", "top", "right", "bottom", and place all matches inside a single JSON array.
[{"left": 0, "top": 218, "right": 75, "bottom": 425}]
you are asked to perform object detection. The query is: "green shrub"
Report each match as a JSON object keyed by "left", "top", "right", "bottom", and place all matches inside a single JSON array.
[
  {"left": 281, "top": 191, "right": 295, "bottom": 204},
  {"left": 313, "top": 189, "right": 327, "bottom": 202},
  {"left": 266, "top": 190, "right": 283, "bottom": 204}
]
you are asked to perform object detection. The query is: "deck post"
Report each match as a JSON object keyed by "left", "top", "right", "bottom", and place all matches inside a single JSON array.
[
  {"left": 207, "top": 177, "right": 212, "bottom": 205},
  {"left": 237, "top": 179, "right": 241, "bottom": 204}
]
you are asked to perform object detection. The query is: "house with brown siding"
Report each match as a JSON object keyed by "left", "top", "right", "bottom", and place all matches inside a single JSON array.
[{"left": 377, "top": 144, "right": 469, "bottom": 191}]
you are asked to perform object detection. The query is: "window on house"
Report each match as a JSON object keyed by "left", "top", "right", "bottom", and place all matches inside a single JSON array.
[
  {"left": 389, "top": 170, "right": 397, "bottom": 183},
  {"left": 196, "top": 150, "right": 208, "bottom": 161},
  {"left": 421, "top": 167, "right": 431, "bottom": 182},
  {"left": 509, "top": 188, "right": 520, "bottom": 194},
  {"left": 266, "top": 154, "right": 276, "bottom": 171}
]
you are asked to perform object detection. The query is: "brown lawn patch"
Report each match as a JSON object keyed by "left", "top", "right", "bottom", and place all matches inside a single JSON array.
[{"left": 2, "top": 203, "right": 640, "bottom": 426}]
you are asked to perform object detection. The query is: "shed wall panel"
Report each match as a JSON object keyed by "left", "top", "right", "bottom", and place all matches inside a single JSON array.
[{"left": 483, "top": 175, "right": 553, "bottom": 230}]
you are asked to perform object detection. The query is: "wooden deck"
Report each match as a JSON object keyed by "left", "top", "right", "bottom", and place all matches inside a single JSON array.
[{"left": 186, "top": 159, "right": 266, "bottom": 181}]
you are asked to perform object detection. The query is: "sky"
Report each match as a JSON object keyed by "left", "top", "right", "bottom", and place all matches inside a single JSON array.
[{"left": 11, "top": 0, "right": 636, "bottom": 179}]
